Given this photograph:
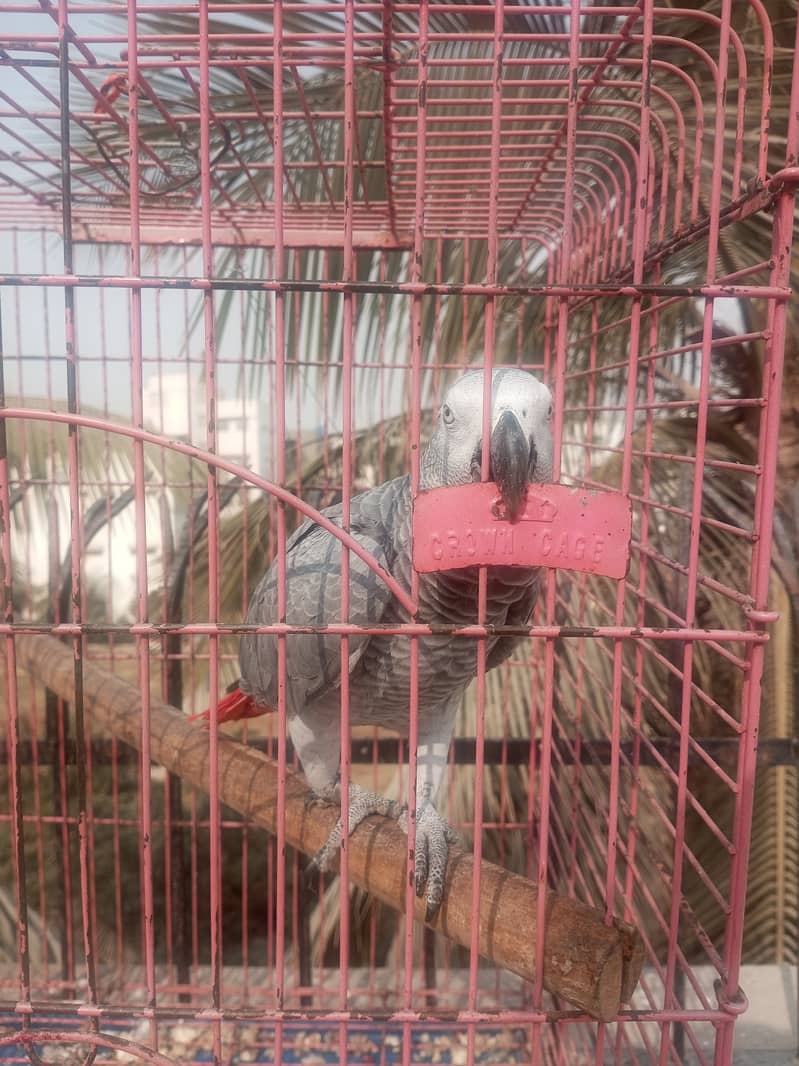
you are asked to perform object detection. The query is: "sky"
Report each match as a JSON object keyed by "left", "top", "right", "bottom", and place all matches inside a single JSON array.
[{"left": 0, "top": 5, "right": 415, "bottom": 449}]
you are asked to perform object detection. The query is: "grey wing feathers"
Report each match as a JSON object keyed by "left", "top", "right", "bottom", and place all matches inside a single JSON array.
[{"left": 239, "top": 480, "right": 406, "bottom": 709}]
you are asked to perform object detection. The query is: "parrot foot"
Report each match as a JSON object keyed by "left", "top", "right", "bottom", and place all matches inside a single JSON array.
[
  {"left": 306, "top": 783, "right": 403, "bottom": 877},
  {"left": 398, "top": 796, "right": 460, "bottom": 921}
]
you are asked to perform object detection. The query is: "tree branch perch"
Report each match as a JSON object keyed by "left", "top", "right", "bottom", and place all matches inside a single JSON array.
[{"left": 10, "top": 633, "right": 643, "bottom": 1021}]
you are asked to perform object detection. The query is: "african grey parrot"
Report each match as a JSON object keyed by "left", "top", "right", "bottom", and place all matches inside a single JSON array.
[{"left": 201, "top": 368, "right": 554, "bottom": 918}]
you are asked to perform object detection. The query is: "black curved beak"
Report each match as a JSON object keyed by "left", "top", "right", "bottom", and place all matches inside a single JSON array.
[{"left": 490, "top": 409, "right": 533, "bottom": 522}]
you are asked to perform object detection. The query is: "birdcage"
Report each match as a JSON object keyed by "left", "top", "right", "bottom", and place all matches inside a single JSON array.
[{"left": 0, "top": 2, "right": 797, "bottom": 1064}]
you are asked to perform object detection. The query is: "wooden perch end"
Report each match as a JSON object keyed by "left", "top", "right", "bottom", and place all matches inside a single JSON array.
[{"left": 11, "top": 633, "right": 644, "bottom": 1021}]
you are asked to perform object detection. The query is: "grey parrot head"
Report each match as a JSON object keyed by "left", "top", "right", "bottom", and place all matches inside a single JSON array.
[{"left": 420, "top": 367, "right": 554, "bottom": 521}]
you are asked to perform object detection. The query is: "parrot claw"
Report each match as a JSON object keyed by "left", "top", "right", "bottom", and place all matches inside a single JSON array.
[
  {"left": 398, "top": 800, "right": 459, "bottom": 921},
  {"left": 306, "top": 783, "right": 403, "bottom": 877},
  {"left": 304, "top": 789, "right": 332, "bottom": 813}
]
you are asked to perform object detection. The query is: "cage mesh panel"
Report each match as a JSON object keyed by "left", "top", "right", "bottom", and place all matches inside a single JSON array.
[{"left": 0, "top": 3, "right": 797, "bottom": 1066}]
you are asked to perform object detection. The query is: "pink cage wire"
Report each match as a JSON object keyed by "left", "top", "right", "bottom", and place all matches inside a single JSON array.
[{"left": 0, "top": 2, "right": 798, "bottom": 1064}]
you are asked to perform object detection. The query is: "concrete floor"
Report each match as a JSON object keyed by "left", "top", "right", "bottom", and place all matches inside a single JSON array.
[
  {"left": 731, "top": 965, "right": 796, "bottom": 1064},
  {"left": 617, "top": 965, "right": 796, "bottom": 1064}
]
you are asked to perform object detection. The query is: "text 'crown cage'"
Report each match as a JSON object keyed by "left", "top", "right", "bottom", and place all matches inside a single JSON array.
[{"left": 0, "top": 3, "right": 798, "bottom": 1066}]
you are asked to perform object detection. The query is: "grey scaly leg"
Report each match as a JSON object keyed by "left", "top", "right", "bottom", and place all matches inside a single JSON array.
[
  {"left": 398, "top": 782, "right": 460, "bottom": 920},
  {"left": 307, "top": 780, "right": 404, "bottom": 874},
  {"left": 400, "top": 697, "right": 461, "bottom": 920}
]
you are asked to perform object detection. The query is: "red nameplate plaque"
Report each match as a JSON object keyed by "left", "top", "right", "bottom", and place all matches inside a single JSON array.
[{"left": 412, "top": 483, "right": 632, "bottom": 579}]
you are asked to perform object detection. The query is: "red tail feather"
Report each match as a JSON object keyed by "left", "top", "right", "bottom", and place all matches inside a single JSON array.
[{"left": 188, "top": 686, "right": 271, "bottom": 725}]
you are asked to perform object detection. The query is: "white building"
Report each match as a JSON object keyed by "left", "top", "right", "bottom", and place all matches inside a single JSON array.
[{"left": 142, "top": 368, "right": 267, "bottom": 475}]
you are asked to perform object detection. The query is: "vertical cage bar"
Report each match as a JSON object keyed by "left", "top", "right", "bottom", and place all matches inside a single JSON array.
[
  {"left": 198, "top": 3, "right": 224, "bottom": 1052},
  {"left": 659, "top": 5, "right": 733, "bottom": 1064},
  {"left": 338, "top": 0, "right": 356, "bottom": 1046},
  {"left": 124, "top": 0, "right": 156, "bottom": 1043},
  {"left": 468, "top": 1, "right": 504, "bottom": 1052},
  {"left": 605, "top": 11, "right": 654, "bottom": 1015},
  {"left": 715, "top": 10, "right": 799, "bottom": 1064},
  {"left": 0, "top": 271, "right": 33, "bottom": 1025},
  {"left": 271, "top": 9, "right": 289, "bottom": 1061},
  {"left": 532, "top": 3, "right": 581, "bottom": 1049},
  {"left": 57, "top": 0, "right": 102, "bottom": 1032},
  {"left": 402, "top": 0, "right": 427, "bottom": 1043}
]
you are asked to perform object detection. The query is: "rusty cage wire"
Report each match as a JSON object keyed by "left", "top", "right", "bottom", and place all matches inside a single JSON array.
[{"left": 0, "top": 2, "right": 798, "bottom": 1065}]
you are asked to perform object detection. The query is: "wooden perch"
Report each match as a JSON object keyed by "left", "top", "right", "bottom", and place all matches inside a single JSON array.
[{"left": 11, "top": 633, "right": 643, "bottom": 1021}]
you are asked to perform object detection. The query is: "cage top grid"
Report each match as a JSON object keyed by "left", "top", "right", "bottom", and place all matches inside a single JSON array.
[{"left": 0, "top": 2, "right": 780, "bottom": 266}]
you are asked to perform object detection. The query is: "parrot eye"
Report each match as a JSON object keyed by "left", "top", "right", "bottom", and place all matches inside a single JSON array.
[
  {"left": 547, "top": 402, "right": 553, "bottom": 419},
  {"left": 442, "top": 404, "right": 455, "bottom": 426}
]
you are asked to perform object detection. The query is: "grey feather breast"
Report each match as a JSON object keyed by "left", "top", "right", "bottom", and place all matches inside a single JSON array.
[{"left": 239, "top": 476, "right": 539, "bottom": 733}]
